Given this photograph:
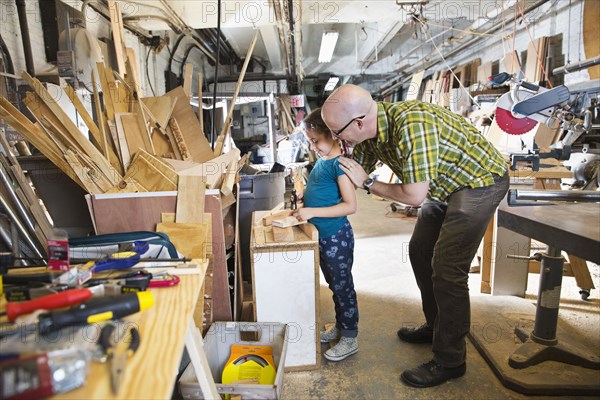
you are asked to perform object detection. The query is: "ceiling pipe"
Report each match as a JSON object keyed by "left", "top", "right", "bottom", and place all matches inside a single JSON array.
[
  {"left": 15, "top": 0, "right": 35, "bottom": 75},
  {"left": 379, "top": 0, "right": 551, "bottom": 97}
]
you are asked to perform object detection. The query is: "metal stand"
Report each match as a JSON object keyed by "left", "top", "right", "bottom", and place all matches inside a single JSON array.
[{"left": 509, "top": 247, "right": 600, "bottom": 369}]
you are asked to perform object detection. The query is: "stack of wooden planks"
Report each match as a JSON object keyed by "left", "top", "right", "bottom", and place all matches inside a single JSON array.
[{"left": 0, "top": 133, "right": 54, "bottom": 258}]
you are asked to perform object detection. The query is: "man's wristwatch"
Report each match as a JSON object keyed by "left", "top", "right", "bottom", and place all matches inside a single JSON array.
[{"left": 363, "top": 178, "right": 375, "bottom": 194}]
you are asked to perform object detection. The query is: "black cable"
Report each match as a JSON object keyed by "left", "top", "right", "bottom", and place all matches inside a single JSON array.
[
  {"left": 179, "top": 44, "right": 202, "bottom": 78},
  {"left": 146, "top": 47, "right": 156, "bottom": 96},
  {"left": 0, "top": 34, "right": 17, "bottom": 98},
  {"left": 211, "top": 0, "right": 222, "bottom": 150},
  {"left": 167, "top": 34, "right": 186, "bottom": 73}
]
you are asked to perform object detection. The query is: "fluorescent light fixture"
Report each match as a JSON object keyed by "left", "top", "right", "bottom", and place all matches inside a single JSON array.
[
  {"left": 324, "top": 76, "right": 340, "bottom": 91},
  {"left": 318, "top": 31, "right": 339, "bottom": 63}
]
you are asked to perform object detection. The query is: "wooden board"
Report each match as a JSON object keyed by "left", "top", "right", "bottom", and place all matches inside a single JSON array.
[
  {"left": 108, "top": 0, "right": 127, "bottom": 76},
  {"left": 164, "top": 87, "right": 214, "bottom": 163},
  {"left": 116, "top": 112, "right": 146, "bottom": 160},
  {"left": 142, "top": 96, "right": 177, "bottom": 129},
  {"left": 584, "top": 0, "right": 600, "bottom": 79},
  {"left": 272, "top": 226, "right": 294, "bottom": 242},
  {"left": 176, "top": 175, "right": 206, "bottom": 223},
  {"left": 271, "top": 216, "right": 306, "bottom": 228},
  {"left": 89, "top": 192, "right": 178, "bottom": 234},
  {"left": 205, "top": 194, "right": 231, "bottom": 321},
  {"left": 156, "top": 222, "right": 208, "bottom": 259},
  {"left": 183, "top": 63, "right": 193, "bottom": 99},
  {"left": 177, "top": 148, "right": 240, "bottom": 189},
  {"left": 123, "top": 151, "right": 178, "bottom": 192}
]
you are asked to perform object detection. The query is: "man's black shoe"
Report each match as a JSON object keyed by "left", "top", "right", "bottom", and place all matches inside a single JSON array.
[
  {"left": 400, "top": 360, "right": 466, "bottom": 388},
  {"left": 397, "top": 323, "right": 433, "bottom": 343}
]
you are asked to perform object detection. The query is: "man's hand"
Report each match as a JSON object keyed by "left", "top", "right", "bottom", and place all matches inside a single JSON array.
[{"left": 337, "top": 157, "right": 369, "bottom": 189}]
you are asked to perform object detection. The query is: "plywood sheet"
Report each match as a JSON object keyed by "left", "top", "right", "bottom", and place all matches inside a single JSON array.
[
  {"left": 156, "top": 222, "right": 208, "bottom": 259},
  {"left": 164, "top": 87, "right": 214, "bottom": 163},
  {"left": 90, "top": 193, "right": 177, "bottom": 234},
  {"left": 176, "top": 175, "right": 206, "bottom": 223},
  {"left": 142, "top": 96, "right": 177, "bottom": 129}
]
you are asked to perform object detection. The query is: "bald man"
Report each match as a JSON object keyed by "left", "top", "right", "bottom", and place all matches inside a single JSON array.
[{"left": 322, "top": 84, "right": 509, "bottom": 388}]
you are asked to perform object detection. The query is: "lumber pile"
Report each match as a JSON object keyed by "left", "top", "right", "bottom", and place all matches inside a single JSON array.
[{"left": 0, "top": 133, "right": 53, "bottom": 259}]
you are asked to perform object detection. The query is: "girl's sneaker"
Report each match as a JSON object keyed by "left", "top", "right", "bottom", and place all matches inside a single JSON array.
[
  {"left": 324, "top": 337, "right": 358, "bottom": 361},
  {"left": 320, "top": 326, "right": 340, "bottom": 343}
]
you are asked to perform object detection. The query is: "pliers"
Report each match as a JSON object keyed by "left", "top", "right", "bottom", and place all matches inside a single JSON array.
[{"left": 99, "top": 322, "right": 141, "bottom": 394}]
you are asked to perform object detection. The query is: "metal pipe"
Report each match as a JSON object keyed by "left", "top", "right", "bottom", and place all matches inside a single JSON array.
[
  {"left": 552, "top": 56, "right": 600, "bottom": 76},
  {"left": 509, "top": 189, "right": 600, "bottom": 203},
  {"left": 16, "top": 0, "right": 35, "bottom": 75},
  {"left": 0, "top": 164, "right": 36, "bottom": 234},
  {"left": 0, "top": 193, "right": 44, "bottom": 259}
]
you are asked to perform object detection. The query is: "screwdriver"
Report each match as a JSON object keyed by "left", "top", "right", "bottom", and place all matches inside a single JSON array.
[
  {"left": 0, "top": 292, "right": 154, "bottom": 338},
  {"left": 0, "top": 288, "right": 93, "bottom": 322}
]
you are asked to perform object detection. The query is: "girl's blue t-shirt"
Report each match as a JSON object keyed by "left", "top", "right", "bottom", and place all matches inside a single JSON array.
[{"left": 303, "top": 156, "right": 348, "bottom": 238}]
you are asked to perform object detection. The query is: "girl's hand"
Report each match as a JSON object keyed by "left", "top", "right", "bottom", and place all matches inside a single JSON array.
[{"left": 293, "top": 207, "right": 313, "bottom": 222}]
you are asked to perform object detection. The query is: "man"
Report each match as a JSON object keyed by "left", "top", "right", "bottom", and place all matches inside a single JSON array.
[{"left": 321, "top": 84, "right": 509, "bottom": 388}]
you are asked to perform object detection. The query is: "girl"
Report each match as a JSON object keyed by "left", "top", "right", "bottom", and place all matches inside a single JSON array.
[{"left": 293, "top": 108, "right": 359, "bottom": 362}]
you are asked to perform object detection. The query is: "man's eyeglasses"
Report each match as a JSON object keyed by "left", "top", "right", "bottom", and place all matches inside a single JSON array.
[{"left": 331, "top": 115, "right": 365, "bottom": 139}]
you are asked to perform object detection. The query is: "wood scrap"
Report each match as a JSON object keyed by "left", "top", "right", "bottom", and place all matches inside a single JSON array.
[
  {"left": 164, "top": 86, "right": 214, "bottom": 163},
  {"left": 262, "top": 210, "right": 292, "bottom": 226},
  {"left": 271, "top": 216, "right": 306, "bottom": 228},
  {"left": 156, "top": 222, "right": 208, "bottom": 259},
  {"left": 220, "top": 158, "right": 237, "bottom": 198},
  {"left": 123, "top": 151, "right": 178, "bottom": 192},
  {"left": 213, "top": 31, "right": 259, "bottom": 156},
  {"left": 176, "top": 175, "right": 206, "bottom": 223},
  {"left": 183, "top": 63, "right": 193, "bottom": 99},
  {"left": 272, "top": 226, "right": 294, "bottom": 242},
  {"left": 141, "top": 96, "right": 177, "bottom": 129},
  {"left": 108, "top": 0, "right": 127, "bottom": 76},
  {"left": 21, "top": 72, "right": 121, "bottom": 186},
  {"left": 167, "top": 117, "right": 191, "bottom": 160}
]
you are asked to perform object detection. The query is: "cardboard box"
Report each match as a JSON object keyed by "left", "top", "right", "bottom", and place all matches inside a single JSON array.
[{"left": 179, "top": 322, "right": 288, "bottom": 399}]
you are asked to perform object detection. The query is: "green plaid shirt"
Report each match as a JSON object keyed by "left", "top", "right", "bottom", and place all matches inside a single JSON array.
[{"left": 353, "top": 101, "right": 507, "bottom": 203}]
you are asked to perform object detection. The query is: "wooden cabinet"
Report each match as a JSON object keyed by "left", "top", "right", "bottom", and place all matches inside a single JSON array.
[{"left": 251, "top": 211, "right": 321, "bottom": 371}]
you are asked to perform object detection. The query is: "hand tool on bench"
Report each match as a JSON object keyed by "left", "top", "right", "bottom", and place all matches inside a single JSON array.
[
  {"left": 0, "top": 292, "right": 154, "bottom": 338},
  {"left": 0, "top": 288, "right": 93, "bottom": 322},
  {"left": 99, "top": 322, "right": 141, "bottom": 394}
]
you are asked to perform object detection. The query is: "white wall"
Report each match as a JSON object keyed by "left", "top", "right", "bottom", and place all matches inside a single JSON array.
[
  {"left": 0, "top": 0, "right": 205, "bottom": 97},
  {"left": 436, "top": 0, "right": 590, "bottom": 84}
]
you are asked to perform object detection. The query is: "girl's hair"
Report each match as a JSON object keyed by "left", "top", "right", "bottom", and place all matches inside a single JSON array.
[{"left": 301, "top": 108, "right": 332, "bottom": 138}]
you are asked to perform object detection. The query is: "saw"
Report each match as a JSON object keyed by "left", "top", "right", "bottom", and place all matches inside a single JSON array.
[{"left": 493, "top": 73, "right": 571, "bottom": 135}]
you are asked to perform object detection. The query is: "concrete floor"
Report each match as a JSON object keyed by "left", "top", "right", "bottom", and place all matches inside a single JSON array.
[{"left": 281, "top": 190, "right": 600, "bottom": 399}]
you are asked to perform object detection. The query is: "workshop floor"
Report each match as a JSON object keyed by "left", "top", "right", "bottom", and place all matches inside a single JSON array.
[{"left": 281, "top": 189, "right": 600, "bottom": 400}]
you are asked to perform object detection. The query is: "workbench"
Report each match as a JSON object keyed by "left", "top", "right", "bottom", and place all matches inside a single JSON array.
[
  {"left": 479, "top": 159, "right": 595, "bottom": 296},
  {"left": 51, "top": 260, "right": 219, "bottom": 399},
  {"left": 470, "top": 202, "right": 600, "bottom": 395}
]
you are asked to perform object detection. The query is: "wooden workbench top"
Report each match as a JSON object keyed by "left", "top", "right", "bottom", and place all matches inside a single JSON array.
[
  {"left": 251, "top": 210, "right": 319, "bottom": 250},
  {"left": 43, "top": 260, "right": 207, "bottom": 399},
  {"left": 508, "top": 157, "right": 573, "bottom": 179}
]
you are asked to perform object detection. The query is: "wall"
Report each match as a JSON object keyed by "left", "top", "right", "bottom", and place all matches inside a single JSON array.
[
  {"left": 433, "top": 0, "right": 589, "bottom": 85},
  {"left": 0, "top": 0, "right": 204, "bottom": 98}
]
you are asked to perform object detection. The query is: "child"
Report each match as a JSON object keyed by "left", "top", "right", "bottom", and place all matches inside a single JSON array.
[{"left": 293, "top": 108, "right": 359, "bottom": 362}]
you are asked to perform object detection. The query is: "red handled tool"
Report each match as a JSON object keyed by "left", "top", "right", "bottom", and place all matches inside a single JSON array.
[{"left": 0, "top": 288, "right": 93, "bottom": 322}]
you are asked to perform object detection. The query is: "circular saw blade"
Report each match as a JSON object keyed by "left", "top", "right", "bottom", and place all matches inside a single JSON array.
[{"left": 495, "top": 104, "right": 539, "bottom": 135}]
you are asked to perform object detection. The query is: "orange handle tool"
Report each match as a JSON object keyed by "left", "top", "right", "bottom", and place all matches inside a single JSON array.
[{"left": 5, "top": 288, "right": 93, "bottom": 322}]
